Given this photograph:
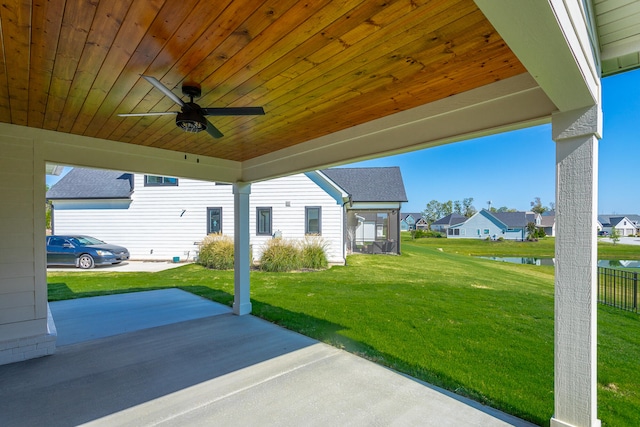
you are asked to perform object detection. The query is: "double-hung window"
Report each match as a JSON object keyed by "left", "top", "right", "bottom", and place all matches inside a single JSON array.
[
  {"left": 256, "top": 207, "right": 272, "bottom": 235},
  {"left": 305, "top": 206, "right": 321, "bottom": 235}
]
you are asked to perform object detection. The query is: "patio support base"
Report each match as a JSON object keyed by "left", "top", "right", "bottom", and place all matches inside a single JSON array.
[
  {"left": 551, "top": 105, "right": 601, "bottom": 427},
  {"left": 233, "top": 182, "right": 252, "bottom": 316}
]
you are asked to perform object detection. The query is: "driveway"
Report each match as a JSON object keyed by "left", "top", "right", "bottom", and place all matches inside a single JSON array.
[
  {"left": 47, "top": 260, "right": 191, "bottom": 273},
  {"left": 600, "top": 236, "right": 640, "bottom": 245}
]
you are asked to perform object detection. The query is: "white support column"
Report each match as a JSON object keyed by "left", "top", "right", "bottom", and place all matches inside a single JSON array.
[
  {"left": 233, "top": 182, "right": 252, "bottom": 316},
  {"left": 551, "top": 105, "right": 602, "bottom": 427}
]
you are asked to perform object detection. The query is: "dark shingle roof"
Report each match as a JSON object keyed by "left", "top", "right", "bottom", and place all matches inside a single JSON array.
[
  {"left": 432, "top": 213, "right": 467, "bottom": 226},
  {"left": 402, "top": 213, "right": 424, "bottom": 222},
  {"left": 539, "top": 215, "right": 555, "bottom": 227},
  {"left": 598, "top": 214, "right": 640, "bottom": 226},
  {"left": 321, "top": 167, "right": 408, "bottom": 203},
  {"left": 46, "top": 168, "right": 133, "bottom": 199},
  {"left": 489, "top": 211, "right": 537, "bottom": 228}
]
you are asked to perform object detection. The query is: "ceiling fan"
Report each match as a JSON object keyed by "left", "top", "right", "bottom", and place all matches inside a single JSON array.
[{"left": 118, "top": 75, "right": 265, "bottom": 138}]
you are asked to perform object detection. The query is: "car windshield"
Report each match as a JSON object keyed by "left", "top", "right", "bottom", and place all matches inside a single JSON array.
[{"left": 72, "top": 236, "right": 106, "bottom": 246}]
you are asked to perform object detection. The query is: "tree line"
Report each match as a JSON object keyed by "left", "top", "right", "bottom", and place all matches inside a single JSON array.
[{"left": 421, "top": 196, "right": 554, "bottom": 226}]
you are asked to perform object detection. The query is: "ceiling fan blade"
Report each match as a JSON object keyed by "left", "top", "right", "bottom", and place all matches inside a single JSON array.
[
  {"left": 117, "top": 111, "right": 178, "bottom": 117},
  {"left": 205, "top": 118, "right": 224, "bottom": 138},
  {"left": 201, "top": 107, "right": 265, "bottom": 116},
  {"left": 141, "top": 75, "right": 185, "bottom": 108}
]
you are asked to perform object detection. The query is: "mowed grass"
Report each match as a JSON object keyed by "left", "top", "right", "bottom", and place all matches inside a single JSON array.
[{"left": 47, "top": 236, "right": 640, "bottom": 426}]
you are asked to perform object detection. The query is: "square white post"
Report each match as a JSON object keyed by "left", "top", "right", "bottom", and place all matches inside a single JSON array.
[
  {"left": 233, "top": 182, "right": 252, "bottom": 315},
  {"left": 551, "top": 105, "right": 601, "bottom": 427}
]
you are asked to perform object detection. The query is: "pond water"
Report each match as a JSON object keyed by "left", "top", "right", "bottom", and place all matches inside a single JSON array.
[{"left": 478, "top": 257, "right": 640, "bottom": 268}]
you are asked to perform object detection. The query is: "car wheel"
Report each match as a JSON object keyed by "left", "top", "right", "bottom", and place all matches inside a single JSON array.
[{"left": 78, "top": 254, "right": 95, "bottom": 269}]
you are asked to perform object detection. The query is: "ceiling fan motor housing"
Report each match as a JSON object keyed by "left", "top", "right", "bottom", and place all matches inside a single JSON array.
[{"left": 176, "top": 102, "right": 207, "bottom": 133}]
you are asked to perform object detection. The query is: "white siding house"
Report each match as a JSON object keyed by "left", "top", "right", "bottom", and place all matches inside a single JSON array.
[
  {"left": 447, "top": 210, "right": 540, "bottom": 240},
  {"left": 49, "top": 170, "right": 346, "bottom": 264},
  {"left": 48, "top": 167, "right": 408, "bottom": 264},
  {"left": 597, "top": 215, "right": 639, "bottom": 236}
]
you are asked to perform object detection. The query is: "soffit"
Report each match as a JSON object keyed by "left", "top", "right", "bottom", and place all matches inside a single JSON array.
[{"left": 594, "top": 0, "right": 640, "bottom": 75}]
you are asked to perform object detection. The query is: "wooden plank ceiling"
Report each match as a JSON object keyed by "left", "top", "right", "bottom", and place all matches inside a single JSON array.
[{"left": 0, "top": 0, "right": 526, "bottom": 162}]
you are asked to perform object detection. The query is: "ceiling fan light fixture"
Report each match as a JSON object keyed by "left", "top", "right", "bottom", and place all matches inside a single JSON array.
[
  {"left": 176, "top": 109, "right": 207, "bottom": 133},
  {"left": 120, "top": 75, "right": 263, "bottom": 138}
]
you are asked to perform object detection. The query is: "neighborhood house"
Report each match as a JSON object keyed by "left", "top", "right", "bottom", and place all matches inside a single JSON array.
[
  {"left": 597, "top": 214, "right": 640, "bottom": 236},
  {"left": 400, "top": 213, "right": 428, "bottom": 231},
  {"left": 431, "top": 213, "right": 467, "bottom": 234},
  {"left": 47, "top": 167, "right": 407, "bottom": 264},
  {"left": 447, "top": 209, "right": 541, "bottom": 240}
]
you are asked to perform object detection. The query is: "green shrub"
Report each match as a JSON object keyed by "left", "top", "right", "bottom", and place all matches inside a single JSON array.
[
  {"left": 260, "top": 238, "right": 301, "bottom": 272},
  {"left": 300, "top": 237, "right": 328, "bottom": 269},
  {"left": 411, "top": 229, "right": 443, "bottom": 239},
  {"left": 197, "top": 234, "right": 235, "bottom": 270}
]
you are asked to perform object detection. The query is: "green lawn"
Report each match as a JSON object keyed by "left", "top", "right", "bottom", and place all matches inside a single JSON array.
[
  {"left": 404, "top": 234, "right": 640, "bottom": 260},
  {"left": 47, "top": 236, "right": 640, "bottom": 426}
]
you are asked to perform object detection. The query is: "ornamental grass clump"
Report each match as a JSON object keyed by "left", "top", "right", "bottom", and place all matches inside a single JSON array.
[
  {"left": 197, "top": 234, "right": 234, "bottom": 270},
  {"left": 260, "top": 238, "right": 301, "bottom": 272},
  {"left": 300, "top": 237, "right": 328, "bottom": 269}
]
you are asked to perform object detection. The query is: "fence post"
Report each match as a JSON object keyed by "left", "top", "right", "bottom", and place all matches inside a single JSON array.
[{"left": 634, "top": 272, "right": 638, "bottom": 313}]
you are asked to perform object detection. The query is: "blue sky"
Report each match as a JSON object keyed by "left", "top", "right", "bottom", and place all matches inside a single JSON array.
[
  {"left": 49, "top": 69, "right": 639, "bottom": 215},
  {"left": 346, "top": 68, "right": 640, "bottom": 215}
]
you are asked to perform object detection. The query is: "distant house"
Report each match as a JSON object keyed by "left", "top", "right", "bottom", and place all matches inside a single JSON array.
[
  {"left": 400, "top": 213, "right": 427, "bottom": 231},
  {"left": 431, "top": 213, "right": 467, "bottom": 234},
  {"left": 597, "top": 215, "right": 639, "bottom": 236},
  {"left": 47, "top": 167, "right": 408, "bottom": 263},
  {"left": 447, "top": 209, "right": 541, "bottom": 240},
  {"left": 539, "top": 214, "right": 556, "bottom": 237}
]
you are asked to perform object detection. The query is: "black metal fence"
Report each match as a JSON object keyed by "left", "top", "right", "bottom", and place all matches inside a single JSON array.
[{"left": 598, "top": 267, "right": 638, "bottom": 313}]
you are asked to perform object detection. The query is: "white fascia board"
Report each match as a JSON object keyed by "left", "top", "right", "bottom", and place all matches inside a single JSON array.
[
  {"left": 349, "top": 202, "right": 402, "bottom": 210},
  {"left": 476, "top": 0, "right": 600, "bottom": 112},
  {"left": 304, "top": 170, "right": 349, "bottom": 205},
  {"left": 0, "top": 123, "right": 243, "bottom": 184},
  {"left": 241, "top": 74, "right": 555, "bottom": 182}
]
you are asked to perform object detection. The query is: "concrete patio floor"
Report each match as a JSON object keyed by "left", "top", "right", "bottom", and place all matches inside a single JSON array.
[{"left": 0, "top": 289, "right": 536, "bottom": 426}]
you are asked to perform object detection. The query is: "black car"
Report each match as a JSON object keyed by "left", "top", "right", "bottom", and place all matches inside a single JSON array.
[{"left": 46, "top": 235, "right": 130, "bottom": 269}]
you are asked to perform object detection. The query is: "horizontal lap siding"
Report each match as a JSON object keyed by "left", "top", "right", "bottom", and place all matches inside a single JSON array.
[
  {"left": 451, "top": 214, "right": 498, "bottom": 239},
  {"left": 251, "top": 175, "right": 343, "bottom": 263},
  {"left": 0, "top": 138, "right": 38, "bottom": 337},
  {"left": 52, "top": 173, "right": 345, "bottom": 263}
]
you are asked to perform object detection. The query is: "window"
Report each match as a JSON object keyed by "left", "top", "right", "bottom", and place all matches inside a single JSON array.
[
  {"left": 207, "top": 207, "right": 222, "bottom": 234},
  {"left": 484, "top": 229, "right": 490, "bottom": 235},
  {"left": 305, "top": 206, "right": 321, "bottom": 235},
  {"left": 145, "top": 175, "right": 178, "bottom": 186},
  {"left": 256, "top": 207, "right": 272, "bottom": 235},
  {"left": 448, "top": 228, "right": 460, "bottom": 236},
  {"left": 48, "top": 237, "right": 67, "bottom": 246}
]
